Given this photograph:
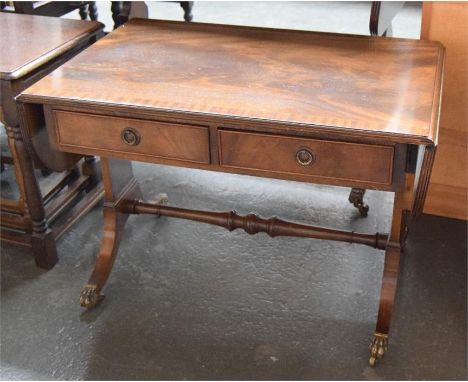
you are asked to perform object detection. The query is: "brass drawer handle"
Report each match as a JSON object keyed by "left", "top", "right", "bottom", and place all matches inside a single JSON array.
[
  {"left": 121, "top": 127, "right": 141, "bottom": 146},
  {"left": 296, "top": 148, "right": 315, "bottom": 166}
]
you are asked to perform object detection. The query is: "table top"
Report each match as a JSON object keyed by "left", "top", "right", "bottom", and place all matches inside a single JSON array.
[
  {"left": 20, "top": 19, "right": 444, "bottom": 145},
  {"left": 0, "top": 13, "right": 103, "bottom": 80}
]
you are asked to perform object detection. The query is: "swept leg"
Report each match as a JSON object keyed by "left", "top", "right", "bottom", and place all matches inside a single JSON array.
[
  {"left": 349, "top": 188, "right": 369, "bottom": 217},
  {"left": 369, "top": 174, "right": 413, "bottom": 366},
  {"left": 80, "top": 158, "right": 140, "bottom": 308}
]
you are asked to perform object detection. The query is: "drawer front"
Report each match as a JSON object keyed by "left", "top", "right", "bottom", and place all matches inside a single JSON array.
[
  {"left": 54, "top": 111, "right": 210, "bottom": 164},
  {"left": 219, "top": 130, "right": 394, "bottom": 185}
]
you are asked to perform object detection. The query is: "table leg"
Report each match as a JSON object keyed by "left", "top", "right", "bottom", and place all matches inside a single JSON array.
[
  {"left": 4, "top": 125, "right": 28, "bottom": 220},
  {"left": 9, "top": 124, "right": 57, "bottom": 268},
  {"left": 78, "top": 3, "right": 88, "bottom": 20},
  {"left": 369, "top": 175, "right": 412, "bottom": 366},
  {"left": 180, "top": 1, "right": 193, "bottom": 22},
  {"left": 88, "top": 1, "right": 98, "bottom": 21},
  {"left": 80, "top": 158, "right": 139, "bottom": 308}
]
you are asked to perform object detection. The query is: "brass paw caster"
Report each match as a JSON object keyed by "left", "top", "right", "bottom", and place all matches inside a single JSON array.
[
  {"left": 369, "top": 333, "right": 388, "bottom": 366},
  {"left": 80, "top": 284, "right": 105, "bottom": 308},
  {"left": 349, "top": 188, "right": 369, "bottom": 217}
]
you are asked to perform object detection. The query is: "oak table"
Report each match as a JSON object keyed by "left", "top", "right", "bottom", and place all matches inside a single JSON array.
[
  {"left": 0, "top": 13, "right": 105, "bottom": 268},
  {"left": 17, "top": 19, "right": 444, "bottom": 366}
]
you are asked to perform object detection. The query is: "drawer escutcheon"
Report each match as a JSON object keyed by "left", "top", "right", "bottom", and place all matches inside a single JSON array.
[{"left": 296, "top": 148, "right": 315, "bottom": 166}]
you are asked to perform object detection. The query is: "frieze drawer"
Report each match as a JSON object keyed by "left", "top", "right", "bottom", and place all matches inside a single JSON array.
[
  {"left": 53, "top": 111, "right": 210, "bottom": 164},
  {"left": 218, "top": 130, "right": 394, "bottom": 185}
]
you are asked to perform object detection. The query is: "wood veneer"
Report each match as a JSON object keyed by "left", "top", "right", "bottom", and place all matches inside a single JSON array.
[
  {"left": 0, "top": 13, "right": 105, "bottom": 268},
  {"left": 0, "top": 12, "right": 102, "bottom": 80},
  {"left": 17, "top": 19, "right": 444, "bottom": 366},
  {"left": 21, "top": 19, "right": 443, "bottom": 145}
]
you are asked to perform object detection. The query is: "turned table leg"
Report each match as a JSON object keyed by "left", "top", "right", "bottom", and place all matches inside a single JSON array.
[
  {"left": 10, "top": 125, "right": 58, "bottom": 268},
  {"left": 180, "top": 1, "right": 193, "bottom": 22},
  {"left": 369, "top": 174, "right": 412, "bottom": 366},
  {"left": 4, "top": 125, "right": 28, "bottom": 222},
  {"left": 88, "top": 1, "right": 98, "bottom": 21}
]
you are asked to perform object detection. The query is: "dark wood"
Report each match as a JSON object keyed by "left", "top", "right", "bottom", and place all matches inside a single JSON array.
[
  {"left": 0, "top": 1, "right": 98, "bottom": 20},
  {"left": 0, "top": 13, "right": 102, "bottom": 80},
  {"left": 17, "top": 19, "right": 444, "bottom": 366},
  {"left": 80, "top": 158, "right": 141, "bottom": 308},
  {"left": 0, "top": 13, "right": 105, "bottom": 268},
  {"left": 412, "top": 145, "right": 437, "bottom": 217},
  {"left": 8, "top": 121, "right": 58, "bottom": 268},
  {"left": 21, "top": 19, "right": 444, "bottom": 145},
  {"left": 110, "top": 1, "right": 193, "bottom": 29},
  {"left": 369, "top": 172, "right": 414, "bottom": 366},
  {"left": 348, "top": 188, "right": 369, "bottom": 217},
  {"left": 53, "top": 110, "right": 210, "bottom": 164},
  {"left": 122, "top": 200, "right": 388, "bottom": 249},
  {"left": 218, "top": 129, "right": 394, "bottom": 186},
  {"left": 370, "top": 1, "right": 405, "bottom": 37},
  {"left": 110, "top": 1, "right": 131, "bottom": 29},
  {"left": 180, "top": 1, "right": 193, "bottom": 22}
]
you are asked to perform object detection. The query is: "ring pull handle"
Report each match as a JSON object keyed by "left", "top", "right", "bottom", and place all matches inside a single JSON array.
[
  {"left": 121, "top": 127, "right": 141, "bottom": 146},
  {"left": 296, "top": 148, "right": 315, "bottom": 166}
]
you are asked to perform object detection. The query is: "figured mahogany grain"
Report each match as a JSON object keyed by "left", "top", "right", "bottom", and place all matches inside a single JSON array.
[
  {"left": 20, "top": 19, "right": 444, "bottom": 144},
  {"left": 54, "top": 110, "right": 210, "bottom": 164},
  {"left": 219, "top": 130, "right": 394, "bottom": 185},
  {"left": 0, "top": 12, "right": 103, "bottom": 80}
]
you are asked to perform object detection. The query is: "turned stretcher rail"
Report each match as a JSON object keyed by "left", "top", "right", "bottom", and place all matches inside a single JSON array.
[{"left": 120, "top": 199, "right": 388, "bottom": 250}]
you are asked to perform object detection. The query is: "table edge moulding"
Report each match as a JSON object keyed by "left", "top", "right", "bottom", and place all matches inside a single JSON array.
[{"left": 15, "top": 19, "right": 445, "bottom": 367}]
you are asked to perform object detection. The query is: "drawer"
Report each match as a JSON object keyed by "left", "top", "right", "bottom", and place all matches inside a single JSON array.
[
  {"left": 219, "top": 130, "right": 394, "bottom": 185},
  {"left": 53, "top": 111, "right": 210, "bottom": 164}
]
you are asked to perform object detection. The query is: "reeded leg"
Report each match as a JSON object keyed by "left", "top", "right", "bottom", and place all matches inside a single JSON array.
[{"left": 349, "top": 188, "right": 369, "bottom": 217}]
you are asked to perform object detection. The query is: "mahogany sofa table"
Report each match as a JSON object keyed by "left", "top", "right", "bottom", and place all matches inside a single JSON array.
[
  {"left": 0, "top": 13, "right": 105, "bottom": 268},
  {"left": 17, "top": 19, "right": 444, "bottom": 366}
]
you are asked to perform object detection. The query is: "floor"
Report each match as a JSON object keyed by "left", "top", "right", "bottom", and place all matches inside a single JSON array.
[{"left": 1, "top": 1, "right": 467, "bottom": 381}]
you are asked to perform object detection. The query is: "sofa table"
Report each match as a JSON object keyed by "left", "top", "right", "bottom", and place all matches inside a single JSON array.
[
  {"left": 17, "top": 19, "right": 444, "bottom": 366},
  {"left": 0, "top": 13, "right": 105, "bottom": 268}
]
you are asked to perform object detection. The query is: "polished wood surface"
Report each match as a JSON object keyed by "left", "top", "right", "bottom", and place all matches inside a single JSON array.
[
  {"left": 54, "top": 110, "right": 210, "bottom": 164},
  {"left": 421, "top": 2, "right": 468, "bottom": 220},
  {"left": 219, "top": 130, "right": 394, "bottom": 186},
  {"left": 1, "top": 14, "right": 104, "bottom": 268},
  {"left": 21, "top": 19, "right": 443, "bottom": 144},
  {"left": 0, "top": 12, "right": 102, "bottom": 80},
  {"left": 1, "top": 1, "right": 98, "bottom": 21},
  {"left": 17, "top": 19, "right": 444, "bottom": 366}
]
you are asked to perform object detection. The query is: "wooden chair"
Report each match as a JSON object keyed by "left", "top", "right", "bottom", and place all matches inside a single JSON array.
[
  {"left": 110, "top": 1, "right": 193, "bottom": 28},
  {"left": 0, "top": 1, "right": 98, "bottom": 20}
]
